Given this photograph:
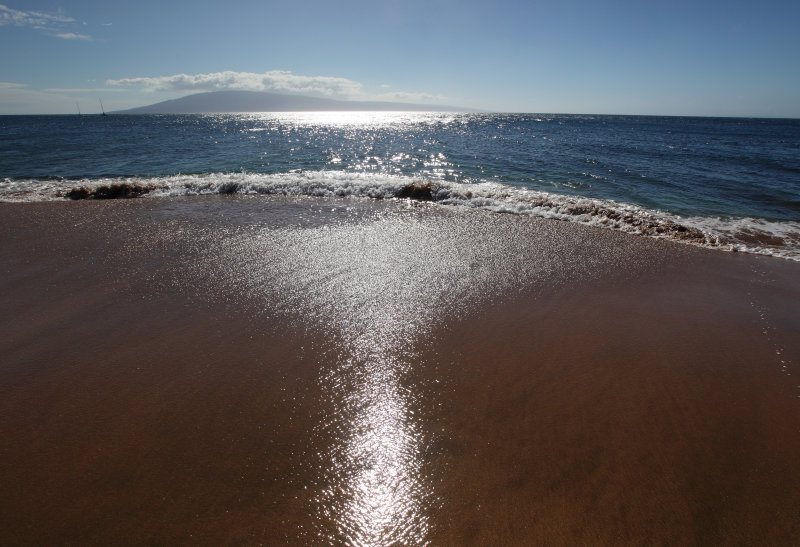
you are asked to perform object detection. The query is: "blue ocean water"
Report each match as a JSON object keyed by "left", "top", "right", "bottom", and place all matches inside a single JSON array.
[{"left": 2, "top": 112, "right": 799, "bottom": 259}]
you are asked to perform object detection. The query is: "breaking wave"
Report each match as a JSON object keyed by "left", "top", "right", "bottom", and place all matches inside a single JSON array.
[{"left": 2, "top": 171, "right": 799, "bottom": 261}]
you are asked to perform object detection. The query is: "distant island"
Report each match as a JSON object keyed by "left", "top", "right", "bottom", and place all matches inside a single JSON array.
[{"left": 111, "top": 90, "right": 470, "bottom": 114}]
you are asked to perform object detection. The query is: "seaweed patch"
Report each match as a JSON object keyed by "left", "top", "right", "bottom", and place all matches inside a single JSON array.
[
  {"left": 64, "top": 183, "right": 158, "bottom": 200},
  {"left": 396, "top": 181, "right": 436, "bottom": 201}
]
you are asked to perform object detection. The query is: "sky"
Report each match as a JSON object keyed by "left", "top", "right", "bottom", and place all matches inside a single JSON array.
[{"left": 1, "top": 0, "right": 799, "bottom": 117}]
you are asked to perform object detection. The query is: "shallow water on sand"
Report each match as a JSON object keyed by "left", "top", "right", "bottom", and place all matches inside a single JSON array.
[{"left": 185, "top": 196, "right": 646, "bottom": 543}]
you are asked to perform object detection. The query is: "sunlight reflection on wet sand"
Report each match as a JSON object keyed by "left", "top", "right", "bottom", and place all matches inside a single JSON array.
[
  {"left": 271, "top": 213, "right": 451, "bottom": 545},
  {"left": 316, "top": 348, "right": 431, "bottom": 544},
  {"left": 211, "top": 198, "right": 613, "bottom": 544}
]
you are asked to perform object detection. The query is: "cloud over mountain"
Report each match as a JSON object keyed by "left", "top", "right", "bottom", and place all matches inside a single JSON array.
[{"left": 107, "top": 70, "right": 365, "bottom": 99}]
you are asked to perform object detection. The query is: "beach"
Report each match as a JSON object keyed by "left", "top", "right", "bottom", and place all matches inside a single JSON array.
[{"left": 1, "top": 195, "right": 799, "bottom": 544}]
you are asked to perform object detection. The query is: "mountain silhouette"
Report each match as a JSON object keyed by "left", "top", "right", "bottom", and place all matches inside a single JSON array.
[{"left": 112, "top": 90, "right": 468, "bottom": 114}]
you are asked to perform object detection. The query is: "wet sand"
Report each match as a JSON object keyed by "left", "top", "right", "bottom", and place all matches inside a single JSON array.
[{"left": 1, "top": 196, "right": 799, "bottom": 545}]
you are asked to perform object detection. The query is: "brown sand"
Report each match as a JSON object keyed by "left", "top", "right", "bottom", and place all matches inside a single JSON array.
[{"left": 1, "top": 196, "right": 798, "bottom": 545}]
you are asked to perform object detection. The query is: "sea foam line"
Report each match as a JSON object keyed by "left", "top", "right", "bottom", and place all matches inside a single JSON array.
[{"left": 2, "top": 171, "right": 799, "bottom": 261}]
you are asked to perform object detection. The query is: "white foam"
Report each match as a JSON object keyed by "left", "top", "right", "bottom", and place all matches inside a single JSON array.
[{"left": 2, "top": 172, "right": 799, "bottom": 262}]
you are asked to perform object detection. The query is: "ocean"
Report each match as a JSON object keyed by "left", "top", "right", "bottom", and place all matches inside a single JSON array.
[{"left": 1, "top": 112, "right": 799, "bottom": 260}]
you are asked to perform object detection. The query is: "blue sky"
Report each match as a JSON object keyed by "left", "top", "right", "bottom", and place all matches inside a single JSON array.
[{"left": 1, "top": 0, "right": 799, "bottom": 116}]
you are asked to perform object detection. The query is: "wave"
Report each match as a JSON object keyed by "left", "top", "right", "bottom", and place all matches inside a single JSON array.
[{"left": 2, "top": 171, "right": 799, "bottom": 261}]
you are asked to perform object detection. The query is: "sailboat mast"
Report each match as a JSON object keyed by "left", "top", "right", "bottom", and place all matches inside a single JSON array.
[
  {"left": 99, "top": 98, "right": 107, "bottom": 116},
  {"left": 76, "top": 101, "right": 81, "bottom": 116}
]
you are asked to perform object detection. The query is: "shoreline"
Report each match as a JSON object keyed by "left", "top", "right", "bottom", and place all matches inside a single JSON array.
[
  {"left": 3, "top": 174, "right": 800, "bottom": 263},
  {"left": 1, "top": 196, "right": 798, "bottom": 544}
]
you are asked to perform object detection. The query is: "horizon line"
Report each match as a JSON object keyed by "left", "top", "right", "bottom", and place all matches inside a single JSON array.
[{"left": 1, "top": 111, "right": 798, "bottom": 120}]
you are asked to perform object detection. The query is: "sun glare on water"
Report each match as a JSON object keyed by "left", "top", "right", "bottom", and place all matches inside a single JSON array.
[{"left": 244, "top": 110, "right": 458, "bottom": 128}]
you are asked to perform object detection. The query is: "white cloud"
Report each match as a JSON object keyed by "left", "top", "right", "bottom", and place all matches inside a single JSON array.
[
  {"left": 106, "top": 70, "right": 455, "bottom": 105},
  {"left": 0, "top": 3, "right": 93, "bottom": 39},
  {"left": 107, "top": 70, "right": 365, "bottom": 99},
  {"left": 43, "top": 87, "right": 122, "bottom": 93},
  {"left": 55, "top": 32, "right": 91, "bottom": 40},
  {"left": 376, "top": 90, "right": 450, "bottom": 104},
  {"left": 0, "top": 3, "right": 74, "bottom": 27}
]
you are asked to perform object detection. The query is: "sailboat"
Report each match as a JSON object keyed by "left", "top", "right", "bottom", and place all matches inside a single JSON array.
[
  {"left": 99, "top": 98, "right": 107, "bottom": 116},
  {"left": 76, "top": 101, "right": 81, "bottom": 116}
]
